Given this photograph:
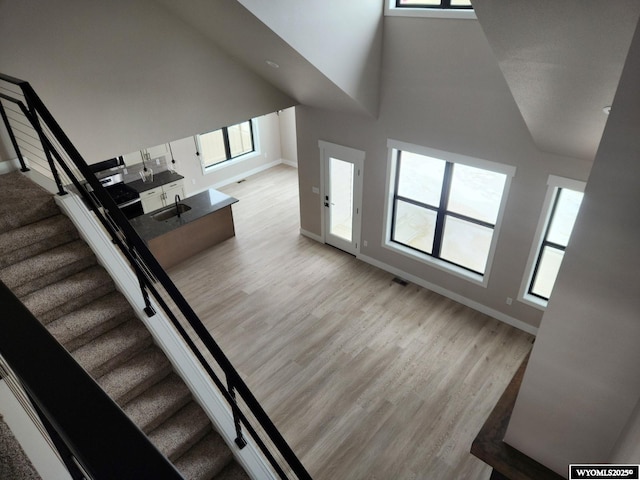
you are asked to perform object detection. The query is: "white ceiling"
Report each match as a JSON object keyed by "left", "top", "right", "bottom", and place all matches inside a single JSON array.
[
  {"left": 473, "top": 0, "right": 640, "bottom": 161},
  {"left": 152, "top": 0, "right": 376, "bottom": 116},
  {"left": 154, "top": 0, "right": 640, "bottom": 162}
]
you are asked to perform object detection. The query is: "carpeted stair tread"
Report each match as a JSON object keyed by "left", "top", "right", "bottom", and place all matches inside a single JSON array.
[
  {"left": 0, "top": 214, "right": 78, "bottom": 269},
  {"left": 216, "top": 461, "right": 252, "bottom": 480},
  {"left": 0, "top": 172, "right": 59, "bottom": 233},
  {"left": 123, "top": 373, "right": 192, "bottom": 434},
  {"left": 0, "top": 239, "right": 96, "bottom": 297},
  {"left": 174, "top": 430, "right": 235, "bottom": 480},
  {"left": 148, "top": 401, "right": 212, "bottom": 461},
  {"left": 46, "top": 291, "right": 134, "bottom": 351},
  {"left": 97, "top": 347, "right": 172, "bottom": 406},
  {"left": 71, "top": 318, "right": 152, "bottom": 378},
  {"left": 20, "top": 265, "right": 115, "bottom": 324}
]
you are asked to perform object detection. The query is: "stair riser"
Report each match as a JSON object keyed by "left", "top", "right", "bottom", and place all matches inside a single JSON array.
[
  {"left": 56, "top": 312, "right": 135, "bottom": 352},
  {"left": 72, "top": 324, "right": 153, "bottom": 379},
  {"left": 12, "top": 256, "right": 97, "bottom": 298},
  {"left": 0, "top": 229, "right": 79, "bottom": 269}
]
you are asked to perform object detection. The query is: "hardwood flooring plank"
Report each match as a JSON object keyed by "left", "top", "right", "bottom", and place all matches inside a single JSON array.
[{"left": 168, "top": 165, "right": 533, "bottom": 480}]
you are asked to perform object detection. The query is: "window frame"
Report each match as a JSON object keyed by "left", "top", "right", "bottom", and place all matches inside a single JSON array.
[
  {"left": 395, "top": 0, "right": 472, "bottom": 10},
  {"left": 383, "top": 139, "right": 515, "bottom": 286},
  {"left": 518, "top": 175, "right": 586, "bottom": 309},
  {"left": 386, "top": 0, "right": 476, "bottom": 19},
  {"left": 196, "top": 119, "right": 259, "bottom": 174}
]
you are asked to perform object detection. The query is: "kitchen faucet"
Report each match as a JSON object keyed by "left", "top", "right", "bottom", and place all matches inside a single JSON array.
[{"left": 175, "top": 194, "right": 181, "bottom": 218}]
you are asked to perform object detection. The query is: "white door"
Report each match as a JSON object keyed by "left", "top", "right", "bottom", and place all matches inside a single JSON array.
[{"left": 320, "top": 141, "right": 364, "bottom": 255}]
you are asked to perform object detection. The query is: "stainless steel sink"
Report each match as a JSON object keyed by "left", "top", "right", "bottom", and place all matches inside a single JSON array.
[{"left": 151, "top": 204, "right": 191, "bottom": 221}]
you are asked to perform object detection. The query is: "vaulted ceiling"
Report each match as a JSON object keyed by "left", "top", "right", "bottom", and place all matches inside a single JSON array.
[
  {"left": 153, "top": 0, "right": 640, "bottom": 162},
  {"left": 473, "top": 0, "right": 640, "bottom": 161}
]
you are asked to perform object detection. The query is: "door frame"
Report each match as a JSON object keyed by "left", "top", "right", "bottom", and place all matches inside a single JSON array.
[{"left": 319, "top": 140, "right": 365, "bottom": 255}]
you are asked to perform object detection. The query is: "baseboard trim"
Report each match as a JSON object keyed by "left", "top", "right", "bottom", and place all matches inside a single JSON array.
[
  {"left": 0, "top": 157, "right": 28, "bottom": 175},
  {"left": 356, "top": 253, "right": 538, "bottom": 336},
  {"left": 209, "top": 159, "right": 284, "bottom": 191},
  {"left": 300, "top": 228, "right": 323, "bottom": 243},
  {"left": 281, "top": 159, "right": 298, "bottom": 168}
]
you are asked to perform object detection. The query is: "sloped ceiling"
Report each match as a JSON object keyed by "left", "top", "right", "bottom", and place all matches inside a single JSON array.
[
  {"left": 473, "top": 0, "right": 640, "bottom": 161},
  {"left": 153, "top": 0, "right": 382, "bottom": 117}
]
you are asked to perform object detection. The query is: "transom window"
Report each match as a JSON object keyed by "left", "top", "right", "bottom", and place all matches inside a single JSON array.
[
  {"left": 197, "top": 120, "right": 254, "bottom": 169},
  {"left": 385, "top": 140, "right": 514, "bottom": 283},
  {"left": 525, "top": 181, "right": 584, "bottom": 302},
  {"left": 395, "top": 0, "right": 473, "bottom": 9}
]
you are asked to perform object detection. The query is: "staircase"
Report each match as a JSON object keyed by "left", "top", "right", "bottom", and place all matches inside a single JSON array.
[{"left": 0, "top": 171, "right": 250, "bottom": 480}]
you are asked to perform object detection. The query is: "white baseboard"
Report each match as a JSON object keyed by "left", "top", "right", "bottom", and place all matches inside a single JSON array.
[
  {"left": 281, "top": 159, "right": 298, "bottom": 168},
  {"left": 0, "top": 158, "right": 24, "bottom": 174},
  {"left": 357, "top": 253, "right": 538, "bottom": 336},
  {"left": 208, "top": 159, "right": 284, "bottom": 191},
  {"left": 298, "top": 230, "right": 537, "bottom": 335},
  {"left": 300, "top": 228, "right": 323, "bottom": 243}
]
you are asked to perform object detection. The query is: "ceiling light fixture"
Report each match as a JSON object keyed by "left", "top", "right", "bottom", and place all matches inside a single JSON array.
[
  {"left": 265, "top": 60, "right": 280, "bottom": 69},
  {"left": 603, "top": 106, "right": 612, "bottom": 115}
]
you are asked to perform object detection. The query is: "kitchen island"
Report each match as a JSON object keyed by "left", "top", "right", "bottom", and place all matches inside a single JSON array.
[{"left": 130, "top": 188, "right": 238, "bottom": 269}]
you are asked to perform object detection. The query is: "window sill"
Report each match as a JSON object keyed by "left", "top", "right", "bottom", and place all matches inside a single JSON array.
[
  {"left": 383, "top": 240, "right": 487, "bottom": 287},
  {"left": 202, "top": 150, "right": 261, "bottom": 176},
  {"left": 519, "top": 293, "right": 548, "bottom": 311}
]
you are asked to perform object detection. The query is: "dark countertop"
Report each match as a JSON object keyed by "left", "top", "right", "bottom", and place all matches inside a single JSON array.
[
  {"left": 130, "top": 188, "right": 238, "bottom": 242},
  {"left": 126, "top": 170, "right": 184, "bottom": 193}
]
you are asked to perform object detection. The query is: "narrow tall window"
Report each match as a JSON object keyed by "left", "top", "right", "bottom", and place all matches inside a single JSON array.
[
  {"left": 198, "top": 120, "right": 254, "bottom": 169},
  {"left": 519, "top": 176, "right": 585, "bottom": 307},
  {"left": 528, "top": 187, "right": 584, "bottom": 300},
  {"left": 385, "top": 141, "right": 514, "bottom": 282}
]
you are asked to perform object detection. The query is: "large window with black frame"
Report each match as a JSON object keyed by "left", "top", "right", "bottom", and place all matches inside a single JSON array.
[
  {"left": 198, "top": 120, "right": 254, "bottom": 169},
  {"left": 395, "top": 0, "right": 473, "bottom": 9},
  {"left": 387, "top": 146, "right": 511, "bottom": 278},
  {"left": 527, "top": 186, "right": 584, "bottom": 301}
]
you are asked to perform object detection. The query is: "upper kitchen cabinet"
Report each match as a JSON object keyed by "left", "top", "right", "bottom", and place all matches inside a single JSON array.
[{"left": 122, "top": 143, "right": 169, "bottom": 167}]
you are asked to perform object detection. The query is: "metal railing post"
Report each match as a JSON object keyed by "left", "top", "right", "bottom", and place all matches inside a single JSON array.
[{"left": 227, "top": 377, "right": 248, "bottom": 449}]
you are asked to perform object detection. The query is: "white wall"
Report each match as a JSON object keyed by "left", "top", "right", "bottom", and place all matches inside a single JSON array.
[
  {"left": 504, "top": 17, "right": 640, "bottom": 474},
  {"left": 238, "top": 0, "right": 383, "bottom": 116},
  {"left": 295, "top": 15, "right": 591, "bottom": 330},
  {"left": 0, "top": 0, "right": 294, "bottom": 163}
]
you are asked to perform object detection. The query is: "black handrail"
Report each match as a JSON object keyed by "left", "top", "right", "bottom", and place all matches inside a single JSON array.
[
  {"left": 0, "top": 281, "right": 184, "bottom": 479},
  {"left": 0, "top": 72, "right": 311, "bottom": 480}
]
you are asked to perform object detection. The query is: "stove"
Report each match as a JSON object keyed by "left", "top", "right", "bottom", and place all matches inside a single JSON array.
[{"left": 89, "top": 171, "right": 143, "bottom": 219}]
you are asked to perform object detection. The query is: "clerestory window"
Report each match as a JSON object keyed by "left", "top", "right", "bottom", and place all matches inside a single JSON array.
[{"left": 395, "top": 0, "right": 473, "bottom": 9}]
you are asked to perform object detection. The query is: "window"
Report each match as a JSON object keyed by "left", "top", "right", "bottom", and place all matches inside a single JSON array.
[
  {"left": 395, "top": 0, "right": 472, "bottom": 9},
  {"left": 384, "top": 140, "right": 515, "bottom": 283},
  {"left": 387, "top": 0, "right": 476, "bottom": 18},
  {"left": 197, "top": 120, "right": 255, "bottom": 169},
  {"left": 520, "top": 176, "right": 585, "bottom": 306}
]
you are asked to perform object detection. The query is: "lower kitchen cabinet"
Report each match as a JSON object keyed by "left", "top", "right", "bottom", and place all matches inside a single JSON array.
[{"left": 140, "top": 180, "right": 185, "bottom": 213}]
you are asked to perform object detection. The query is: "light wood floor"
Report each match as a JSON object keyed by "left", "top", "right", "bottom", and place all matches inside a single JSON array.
[{"left": 168, "top": 164, "right": 533, "bottom": 480}]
